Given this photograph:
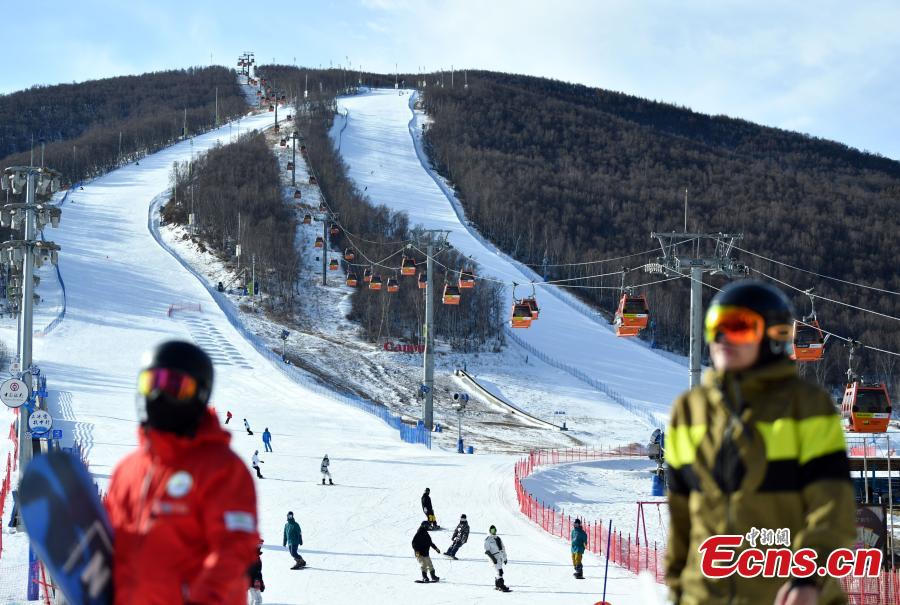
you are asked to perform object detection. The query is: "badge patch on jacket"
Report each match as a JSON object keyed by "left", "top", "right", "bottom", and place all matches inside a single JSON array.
[
  {"left": 166, "top": 471, "right": 193, "bottom": 498},
  {"left": 224, "top": 511, "right": 257, "bottom": 533}
]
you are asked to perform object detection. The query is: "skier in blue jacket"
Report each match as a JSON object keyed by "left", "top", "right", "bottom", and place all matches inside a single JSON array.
[{"left": 262, "top": 428, "right": 272, "bottom": 452}]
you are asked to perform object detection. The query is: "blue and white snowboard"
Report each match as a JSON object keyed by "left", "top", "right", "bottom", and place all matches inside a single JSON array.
[{"left": 19, "top": 450, "right": 114, "bottom": 605}]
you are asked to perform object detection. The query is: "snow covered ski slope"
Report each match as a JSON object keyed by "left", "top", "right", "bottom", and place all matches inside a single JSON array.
[
  {"left": 333, "top": 89, "right": 688, "bottom": 426},
  {"left": 0, "top": 110, "right": 656, "bottom": 603}
]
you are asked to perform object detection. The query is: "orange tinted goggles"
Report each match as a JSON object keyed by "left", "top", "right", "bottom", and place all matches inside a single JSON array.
[
  {"left": 705, "top": 305, "right": 793, "bottom": 345},
  {"left": 137, "top": 368, "right": 198, "bottom": 401}
]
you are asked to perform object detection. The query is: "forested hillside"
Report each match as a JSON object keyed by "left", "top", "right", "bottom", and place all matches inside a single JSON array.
[
  {"left": 0, "top": 67, "right": 245, "bottom": 184},
  {"left": 258, "top": 65, "right": 504, "bottom": 351},
  {"left": 421, "top": 71, "right": 900, "bottom": 388}
]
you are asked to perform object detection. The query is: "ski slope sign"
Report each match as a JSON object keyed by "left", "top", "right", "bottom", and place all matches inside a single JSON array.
[{"left": 19, "top": 450, "right": 114, "bottom": 605}]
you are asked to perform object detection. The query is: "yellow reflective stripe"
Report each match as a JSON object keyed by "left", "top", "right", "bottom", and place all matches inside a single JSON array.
[
  {"left": 667, "top": 424, "right": 707, "bottom": 468},
  {"left": 755, "top": 415, "right": 846, "bottom": 465},
  {"left": 755, "top": 418, "right": 799, "bottom": 461},
  {"left": 797, "top": 414, "right": 846, "bottom": 465}
]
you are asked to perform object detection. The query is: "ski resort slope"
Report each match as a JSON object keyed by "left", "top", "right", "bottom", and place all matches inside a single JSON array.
[
  {"left": 332, "top": 89, "right": 689, "bottom": 426},
  {"left": 0, "top": 112, "right": 656, "bottom": 603}
]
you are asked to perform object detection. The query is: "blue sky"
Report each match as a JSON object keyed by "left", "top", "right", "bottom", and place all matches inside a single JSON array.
[{"left": 5, "top": 0, "right": 900, "bottom": 160}]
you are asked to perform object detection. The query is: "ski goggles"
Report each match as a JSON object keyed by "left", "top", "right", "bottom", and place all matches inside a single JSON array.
[
  {"left": 137, "top": 367, "right": 199, "bottom": 402},
  {"left": 704, "top": 305, "right": 793, "bottom": 345}
]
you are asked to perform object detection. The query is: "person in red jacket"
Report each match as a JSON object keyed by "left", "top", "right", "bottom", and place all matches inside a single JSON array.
[{"left": 105, "top": 341, "right": 260, "bottom": 605}]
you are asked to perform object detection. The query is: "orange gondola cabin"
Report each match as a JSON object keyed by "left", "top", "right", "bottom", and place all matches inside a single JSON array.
[
  {"left": 417, "top": 273, "right": 427, "bottom": 290},
  {"left": 363, "top": 268, "right": 373, "bottom": 283},
  {"left": 314, "top": 236, "right": 324, "bottom": 249},
  {"left": 344, "top": 249, "right": 355, "bottom": 262},
  {"left": 523, "top": 297, "right": 539, "bottom": 320},
  {"left": 841, "top": 382, "right": 892, "bottom": 433},
  {"left": 458, "top": 269, "right": 475, "bottom": 289},
  {"left": 511, "top": 302, "right": 534, "bottom": 328},
  {"left": 791, "top": 319, "right": 826, "bottom": 362},
  {"left": 401, "top": 256, "right": 417, "bottom": 276},
  {"left": 328, "top": 259, "right": 339, "bottom": 271},
  {"left": 442, "top": 284, "right": 461, "bottom": 305},
  {"left": 294, "top": 190, "right": 302, "bottom": 200},
  {"left": 302, "top": 214, "right": 312, "bottom": 225},
  {"left": 369, "top": 275, "right": 383, "bottom": 290},
  {"left": 346, "top": 273, "right": 358, "bottom": 287},
  {"left": 386, "top": 277, "right": 399, "bottom": 293},
  {"left": 614, "top": 293, "right": 649, "bottom": 337}
]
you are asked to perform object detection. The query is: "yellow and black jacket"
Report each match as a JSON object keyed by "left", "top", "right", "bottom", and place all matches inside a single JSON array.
[{"left": 666, "top": 360, "right": 855, "bottom": 605}]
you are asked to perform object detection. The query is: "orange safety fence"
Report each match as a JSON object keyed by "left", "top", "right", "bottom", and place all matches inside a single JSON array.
[{"left": 514, "top": 445, "right": 666, "bottom": 583}]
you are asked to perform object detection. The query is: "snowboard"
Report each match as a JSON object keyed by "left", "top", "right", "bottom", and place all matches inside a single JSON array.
[
  {"left": 414, "top": 579, "right": 440, "bottom": 583},
  {"left": 19, "top": 450, "right": 114, "bottom": 605}
]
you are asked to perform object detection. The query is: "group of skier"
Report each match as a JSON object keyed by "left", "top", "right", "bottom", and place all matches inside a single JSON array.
[{"left": 413, "top": 488, "right": 511, "bottom": 592}]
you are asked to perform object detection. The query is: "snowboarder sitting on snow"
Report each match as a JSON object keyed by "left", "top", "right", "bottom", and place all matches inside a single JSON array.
[
  {"left": 244, "top": 418, "right": 253, "bottom": 435},
  {"left": 105, "top": 341, "right": 259, "bottom": 605},
  {"left": 283, "top": 511, "right": 306, "bottom": 569},
  {"left": 421, "top": 487, "right": 437, "bottom": 529},
  {"left": 251, "top": 450, "right": 264, "bottom": 479},
  {"left": 571, "top": 518, "right": 588, "bottom": 579},
  {"left": 484, "top": 525, "right": 510, "bottom": 592},
  {"left": 412, "top": 520, "right": 441, "bottom": 582},
  {"left": 262, "top": 428, "right": 273, "bottom": 452},
  {"left": 248, "top": 540, "right": 265, "bottom": 605},
  {"left": 321, "top": 454, "right": 333, "bottom": 485},
  {"left": 444, "top": 514, "right": 469, "bottom": 559}
]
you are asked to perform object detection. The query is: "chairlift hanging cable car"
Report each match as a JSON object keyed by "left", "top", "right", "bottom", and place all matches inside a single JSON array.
[
  {"left": 386, "top": 275, "right": 400, "bottom": 293},
  {"left": 401, "top": 255, "right": 417, "bottom": 276},
  {"left": 344, "top": 248, "right": 355, "bottom": 261},
  {"left": 522, "top": 283, "right": 539, "bottom": 320},
  {"left": 328, "top": 259, "right": 339, "bottom": 271},
  {"left": 614, "top": 271, "right": 649, "bottom": 338},
  {"left": 458, "top": 267, "right": 476, "bottom": 289},
  {"left": 791, "top": 289, "right": 827, "bottom": 362},
  {"left": 346, "top": 272, "right": 358, "bottom": 287},
  {"left": 510, "top": 283, "right": 533, "bottom": 328},
  {"left": 442, "top": 282, "right": 461, "bottom": 305},
  {"left": 369, "top": 274, "right": 383, "bottom": 291},
  {"left": 840, "top": 342, "right": 891, "bottom": 433},
  {"left": 363, "top": 267, "right": 373, "bottom": 283},
  {"left": 314, "top": 236, "right": 324, "bottom": 249},
  {"left": 418, "top": 272, "right": 427, "bottom": 290}
]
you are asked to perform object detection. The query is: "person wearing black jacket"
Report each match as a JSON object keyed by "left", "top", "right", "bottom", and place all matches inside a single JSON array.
[
  {"left": 411, "top": 521, "right": 441, "bottom": 582},
  {"left": 421, "top": 487, "right": 438, "bottom": 529},
  {"left": 444, "top": 514, "right": 469, "bottom": 559},
  {"left": 248, "top": 542, "right": 264, "bottom": 605}
]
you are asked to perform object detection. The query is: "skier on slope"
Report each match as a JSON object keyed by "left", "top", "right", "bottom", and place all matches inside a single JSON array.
[
  {"left": 105, "top": 341, "right": 259, "bottom": 605},
  {"left": 444, "top": 514, "right": 469, "bottom": 559},
  {"left": 484, "top": 525, "right": 511, "bottom": 592},
  {"left": 412, "top": 520, "right": 441, "bottom": 582},
  {"left": 262, "top": 428, "right": 273, "bottom": 453},
  {"left": 421, "top": 487, "right": 438, "bottom": 529},
  {"left": 571, "top": 518, "right": 588, "bottom": 579},
  {"left": 320, "top": 454, "right": 333, "bottom": 485},
  {"left": 248, "top": 540, "right": 265, "bottom": 604},
  {"left": 244, "top": 418, "right": 253, "bottom": 435},
  {"left": 251, "top": 450, "right": 264, "bottom": 479},
  {"left": 283, "top": 511, "right": 306, "bottom": 569},
  {"left": 225, "top": 410, "right": 233, "bottom": 424}
]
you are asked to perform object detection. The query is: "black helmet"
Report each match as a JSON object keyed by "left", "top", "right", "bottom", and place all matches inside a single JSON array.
[
  {"left": 138, "top": 341, "right": 214, "bottom": 436},
  {"left": 706, "top": 280, "right": 795, "bottom": 366}
]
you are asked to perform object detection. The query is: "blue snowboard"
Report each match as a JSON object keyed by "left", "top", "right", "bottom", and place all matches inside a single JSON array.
[{"left": 19, "top": 450, "right": 113, "bottom": 605}]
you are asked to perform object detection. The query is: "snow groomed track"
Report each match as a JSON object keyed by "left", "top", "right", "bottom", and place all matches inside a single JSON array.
[
  {"left": 0, "top": 106, "right": 655, "bottom": 603},
  {"left": 332, "top": 89, "right": 690, "bottom": 427}
]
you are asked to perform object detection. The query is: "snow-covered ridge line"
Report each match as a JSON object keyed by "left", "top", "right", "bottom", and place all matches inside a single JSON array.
[{"left": 147, "top": 193, "right": 432, "bottom": 449}]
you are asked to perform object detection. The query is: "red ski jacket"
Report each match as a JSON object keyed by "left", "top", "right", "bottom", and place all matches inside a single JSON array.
[{"left": 105, "top": 409, "right": 259, "bottom": 605}]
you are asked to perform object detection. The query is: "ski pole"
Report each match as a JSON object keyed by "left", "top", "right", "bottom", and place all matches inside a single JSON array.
[{"left": 600, "top": 519, "right": 613, "bottom": 605}]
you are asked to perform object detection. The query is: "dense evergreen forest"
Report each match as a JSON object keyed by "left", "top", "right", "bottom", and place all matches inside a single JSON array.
[
  {"left": 420, "top": 71, "right": 900, "bottom": 390},
  {"left": 0, "top": 67, "right": 245, "bottom": 184},
  {"left": 259, "top": 65, "right": 504, "bottom": 351}
]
